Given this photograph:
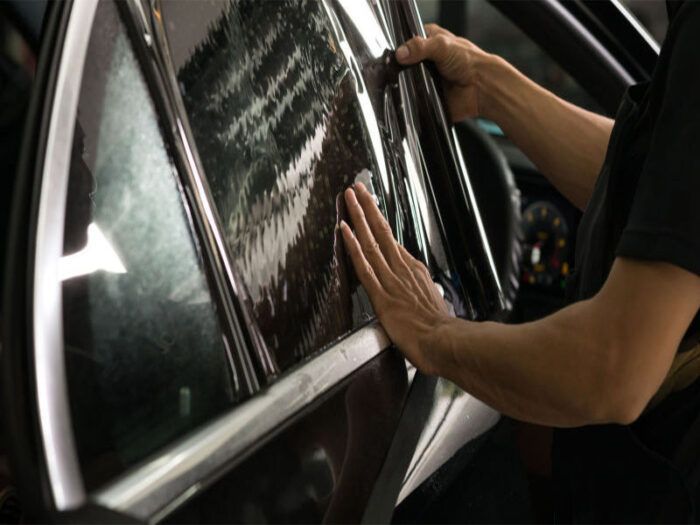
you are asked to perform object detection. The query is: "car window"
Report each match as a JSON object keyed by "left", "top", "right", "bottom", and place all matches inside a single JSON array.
[
  {"left": 62, "top": 1, "right": 239, "bottom": 490},
  {"left": 417, "top": 0, "right": 603, "bottom": 115},
  {"left": 160, "top": 0, "right": 378, "bottom": 373}
]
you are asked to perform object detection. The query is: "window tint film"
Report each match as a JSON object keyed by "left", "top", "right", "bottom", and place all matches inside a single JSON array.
[
  {"left": 62, "top": 1, "right": 238, "bottom": 489},
  {"left": 161, "top": 0, "right": 378, "bottom": 372}
]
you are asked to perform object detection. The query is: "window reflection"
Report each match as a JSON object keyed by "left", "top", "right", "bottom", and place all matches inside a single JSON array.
[
  {"left": 59, "top": 223, "right": 127, "bottom": 281},
  {"left": 163, "top": 0, "right": 379, "bottom": 371},
  {"left": 62, "top": 1, "right": 237, "bottom": 489}
]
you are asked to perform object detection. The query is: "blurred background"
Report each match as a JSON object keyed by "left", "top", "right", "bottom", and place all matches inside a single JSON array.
[{"left": 417, "top": 0, "right": 668, "bottom": 115}]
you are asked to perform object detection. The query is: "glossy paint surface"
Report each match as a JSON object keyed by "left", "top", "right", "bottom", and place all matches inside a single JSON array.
[{"left": 165, "top": 349, "right": 409, "bottom": 524}]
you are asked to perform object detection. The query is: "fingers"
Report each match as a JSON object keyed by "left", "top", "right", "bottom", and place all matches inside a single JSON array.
[
  {"left": 395, "top": 32, "right": 451, "bottom": 66},
  {"left": 339, "top": 221, "right": 386, "bottom": 301},
  {"left": 344, "top": 187, "right": 400, "bottom": 289},
  {"left": 397, "top": 244, "right": 440, "bottom": 305},
  {"left": 352, "top": 183, "right": 404, "bottom": 268},
  {"left": 340, "top": 186, "right": 448, "bottom": 321}
]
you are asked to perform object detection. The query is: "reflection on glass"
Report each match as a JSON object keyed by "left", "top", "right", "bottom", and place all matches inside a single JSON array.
[
  {"left": 62, "top": 1, "right": 236, "bottom": 490},
  {"left": 164, "top": 0, "right": 381, "bottom": 370},
  {"left": 59, "top": 223, "right": 127, "bottom": 281},
  {"left": 336, "top": 0, "right": 391, "bottom": 58}
]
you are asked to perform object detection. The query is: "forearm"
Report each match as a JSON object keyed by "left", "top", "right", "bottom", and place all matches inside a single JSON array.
[
  {"left": 480, "top": 56, "right": 614, "bottom": 210},
  {"left": 428, "top": 299, "right": 630, "bottom": 427},
  {"left": 342, "top": 183, "right": 699, "bottom": 429}
]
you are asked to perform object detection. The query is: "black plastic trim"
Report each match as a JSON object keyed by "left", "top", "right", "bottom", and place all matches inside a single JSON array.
[
  {"left": 361, "top": 372, "right": 437, "bottom": 524},
  {"left": 489, "top": 0, "right": 633, "bottom": 115},
  {"left": 564, "top": 0, "right": 658, "bottom": 80}
]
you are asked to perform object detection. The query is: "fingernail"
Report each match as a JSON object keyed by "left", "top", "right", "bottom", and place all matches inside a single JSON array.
[
  {"left": 355, "top": 181, "right": 366, "bottom": 192},
  {"left": 340, "top": 220, "right": 349, "bottom": 230},
  {"left": 396, "top": 45, "right": 410, "bottom": 61}
]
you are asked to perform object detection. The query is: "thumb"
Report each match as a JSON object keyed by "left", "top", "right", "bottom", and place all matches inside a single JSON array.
[{"left": 395, "top": 35, "right": 448, "bottom": 66}]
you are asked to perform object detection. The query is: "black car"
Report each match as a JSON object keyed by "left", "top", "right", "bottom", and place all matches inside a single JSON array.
[{"left": 0, "top": 0, "right": 658, "bottom": 522}]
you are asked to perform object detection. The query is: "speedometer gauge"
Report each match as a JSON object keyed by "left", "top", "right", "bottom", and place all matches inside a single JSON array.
[{"left": 521, "top": 201, "right": 569, "bottom": 289}]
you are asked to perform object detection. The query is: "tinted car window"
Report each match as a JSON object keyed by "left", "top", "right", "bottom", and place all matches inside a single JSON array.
[
  {"left": 62, "top": 1, "right": 237, "bottom": 489},
  {"left": 161, "top": 0, "right": 379, "bottom": 372}
]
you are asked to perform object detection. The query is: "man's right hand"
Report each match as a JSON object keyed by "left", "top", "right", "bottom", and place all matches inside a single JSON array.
[
  {"left": 397, "top": 23, "right": 613, "bottom": 210},
  {"left": 396, "top": 24, "right": 505, "bottom": 123}
]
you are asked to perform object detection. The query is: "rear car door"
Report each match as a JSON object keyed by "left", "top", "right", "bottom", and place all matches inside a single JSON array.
[{"left": 2, "top": 0, "right": 504, "bottom": 522}]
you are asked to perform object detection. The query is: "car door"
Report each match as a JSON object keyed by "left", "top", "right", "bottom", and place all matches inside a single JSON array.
[{"left": 1, "top": 0, "right": 505, "bottom": 522}]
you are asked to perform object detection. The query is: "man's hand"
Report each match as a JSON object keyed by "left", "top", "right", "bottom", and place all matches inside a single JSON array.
[
  {"left": 396, "top": 24, "right": 501, "bottom": 122},
  {"left": 397, "top": 23, "right": 613, "bottom": 210},
  {"left": 338, "top": 190, "right": 700, "bottom": 427},
  {"left": 340, "top": 183, "right": 450, "bottom": 374}
]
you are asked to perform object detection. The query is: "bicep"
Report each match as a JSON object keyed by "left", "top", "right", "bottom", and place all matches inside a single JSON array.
[{"left": 594, "top": 257, "right": 700, "bottom": 399}]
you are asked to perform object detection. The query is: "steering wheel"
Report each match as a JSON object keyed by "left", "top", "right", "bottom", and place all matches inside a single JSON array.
[{"left": 455, "top": 120, "right": 523, "bottom": 314}]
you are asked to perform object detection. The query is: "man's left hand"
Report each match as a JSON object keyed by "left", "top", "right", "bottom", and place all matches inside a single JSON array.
[{"left": 340, "top": 183, "right": 450, "bottom": 375}]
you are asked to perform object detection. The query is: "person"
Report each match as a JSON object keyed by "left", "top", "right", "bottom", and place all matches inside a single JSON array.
[{"left": 338, "top": 1, "right": 700, "bottom": 521}]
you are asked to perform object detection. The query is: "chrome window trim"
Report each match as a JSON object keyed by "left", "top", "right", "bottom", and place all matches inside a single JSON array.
[
  {"left": 545, "top": 0, "right": 635, "bottom": 86},
  {"left": 33, "top": 0, "right": 97, "bottom": 510},
  {"left": 93, "top": 323, "right": 391, "bottom": 521},
  {"left": 610, "top": 0, "right": 661, "bottom": 55}
]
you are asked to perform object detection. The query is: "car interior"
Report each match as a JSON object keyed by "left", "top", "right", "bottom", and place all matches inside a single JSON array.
[{"left": 0, "top": 0, "right": 664, "bottom": 522}]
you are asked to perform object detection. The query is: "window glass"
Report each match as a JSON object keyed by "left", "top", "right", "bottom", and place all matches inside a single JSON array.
[
  {"left": 161, "top": 0, "right": 378, "bottom": 372},
  {"left": 62, "top": 1, "right": 237, "bottom": 489},
  {"left": 417, "top": 0, "right": 602, "bottom": 114}
]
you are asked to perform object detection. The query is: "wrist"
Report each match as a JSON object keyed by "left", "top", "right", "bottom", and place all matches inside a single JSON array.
[
  {"left": 420, "top": 316, "right": 460, "bottom": 377},
  {"left": 476, "top": 53, "right": 524, "bottom": 124}
]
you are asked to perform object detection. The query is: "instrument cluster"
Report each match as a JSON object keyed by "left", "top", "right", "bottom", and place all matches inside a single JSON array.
[{"left": 521, "top": 200, "right": 570, "bottom": 292}]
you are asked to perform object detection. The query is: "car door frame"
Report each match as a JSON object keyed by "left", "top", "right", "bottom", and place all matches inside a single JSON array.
[{"left": 1, "top": 0, "right": 414, "bottom": 521}]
